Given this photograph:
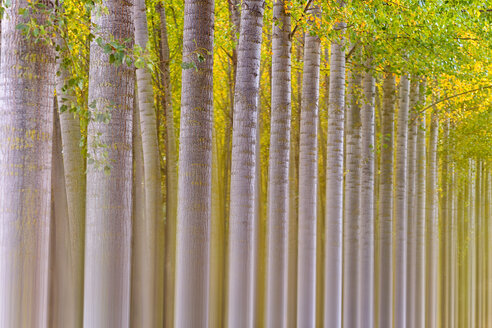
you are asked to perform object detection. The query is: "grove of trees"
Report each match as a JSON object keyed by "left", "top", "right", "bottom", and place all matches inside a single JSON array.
[{"left": 0, "top": 0, "right": 491, "bottom": 327}]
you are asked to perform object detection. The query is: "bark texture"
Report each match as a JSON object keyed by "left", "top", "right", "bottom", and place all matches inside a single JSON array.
[
  {"left": 174, "top": 0, "right": 214, "bottom": 325},
  {"left": 359, "top": 66, "right": 375, "bottom": 328},
  {"left": 378, "top": 71, "right": 395, "bottom": 328},
  {"left": 297, "top": 7, "right": 320, "bottom": 327},
  {"left": 394, "top": 74, "right": 410, "bottom": 328},
  {"left": 405, "top": 78, "right": 419, "bottom": 328},
  {"left": 157, "top": 4, "right": 178, "bottom": 328},
  {"left": 0, "top": 1, "right": 55, "bottom": 326},
  {"left": 53, "top": 3, "right": 85, "bottom": 327},
  {"left": 132, "top": 0, "right": 162, "bottom": 326},
  {"left": 227, "top": 1, "right": 264, "bottom": 326},
  {"left": 266, "top": 1, "right": 291, "bottom": 326},
  {"left": 343, "top": 65, "right": 361, "bottom": 328},
  {"left": 83, "top": 1, "right": 135, "bottom": 326},
  {"left": 324, "top": 22, "right": 345, "bottom": 328},
  {"left": 426, "top": 101, "right": 439, "bottom": 328}
]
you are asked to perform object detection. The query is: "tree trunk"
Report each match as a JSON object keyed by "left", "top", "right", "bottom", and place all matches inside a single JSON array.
[
  {"left": 131, "top": 93, "right": 147, "bottom": 327},
  {"left": 49, "top": 100, "right": 73, "bottom": 328},
  {"left": 227, "top": 1, "right": 264, "bottom": 326},
  {"left": 343, "top": 64, "right": 362, "bottom": 328},
  {"left": 316, "top": 47, "right": 329, "bottom": 327},
  {"left": 394, "top": 74, "right": 410, "bottom": 327},
  {"left": 54, "top": 3, "right": 85, "bottom": 327},
  {"left": 378, "top": 71, "right": 396, "bottom": 328},
  {"left": 359, "top": 64, "right": 375, "bottom": 328},
  {"left": 157, "top": 4, "right": 178, "bottom": 328},
  {"left": 132, "top": 0, "right": 162, "bottom": 325},
  {"left": 405, "top": 78, "right": 418, "bottom": 328},
  {"left": 287, "top": 34, "right": 302, "bottom": 328},
  {"left": 297, "top": 7, "right": 320, "bottom": 327},
  {"left": 0, "top": 1, "right": 56, "bottom": 326},
  {"left": 426, "top": 103, "right": 439, "bottom": 328},
  {"left": 174, "top": 0, "right": 214, "bottom": 325},
  {"left": 83, "top": 0, "right": 135, "bottom": 326},
  {"left": 266, "top": 1, "right": 291, "bottom": 326},
  {"left": 324, "top": 20, "right": 345, "bottom": 328}
]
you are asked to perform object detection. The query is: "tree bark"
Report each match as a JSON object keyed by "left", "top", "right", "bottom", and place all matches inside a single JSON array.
[
  {"left": 0, "top": 1, "right": 56, "bottom": 326},
  {"left": 227, "top": 1, "right": 265, "bottom": 326},
  {"left": 83, "top": 0, "right": 135, "bottom": 326},
  {"left": 174, "top": 0, "right": 215, "bottom": 325},
  {"left": 359, "top": 64, "right": 375, "bottom": 328},
  {"left": 157, "top": 4, "right": 178, "bottom": 328},
  {"left": 132, "top": 0, "right": 162, "bottom": 325},
  {"left": 54, "top": 2, "right": 85, "bottom": 326},
  {"left": 49, "top": 100, "right": 73, "bottom": 328},
  {"left": 343, "top": 64, "right": 362, "bottom": 328},
  {"left": 377, "top": 71, "right": 395, "bottom": 328},
  {"left": 265, "top": 1, "right": 291, "bottom": 326},
  {"left": 394, "top": 74, "right": 410, "bottom": 327},
  {"left": 297, "top": 7, "right": 320, "bottom": 327},
  {"left": 405, "top": 78, "right": 419, "bottom": 328},
  {"left": 426, "top": 102, "right": 439, "bottom": 328},
  {"left": 324, "top": 21, "right": 345, "bottom": 328}
]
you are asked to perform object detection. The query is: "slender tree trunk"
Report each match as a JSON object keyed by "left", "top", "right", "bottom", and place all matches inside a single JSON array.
[
  {"left": 157, "top": 4, "right": 178, "bottom": 328},
  {"left": 316, "top": 48, "right": 329, "bottom": 327},
  {"left": 0, "top": 1, "right": 56, "bottom": 326},
  {"left": 131, "top": 93, "right": 147, "bottom": 326},
  {"left": 49, "top": 101, "right": 73, "bottom": 328},
  {"left": 287, "top": 35, "right": 302, "bottom": 328},
  {"left": 297, "top": 8, "right": 320, "bottom": 326},
  {"left": 83, "top": 1, "right": 135, "bottom": 326},
  {"left": 440, "top": 112, "right": 450, "bottom": 328},
  {"left": 343, "top": 65, "right": 362, "bottom": 328},
  {"left": 227, "top": 1, "right": 264, "bottom": 326},
  {"left": 266, "top": 1, "right": 291, "bottom": 326},
  {"left": 468, "top": 159, "right": 477, "bottom": 328},
  {"left": 394, "top": 74, "right": 410, "bottom": 328},
  {"left": 359, "top": 64, "right": 375, "bottom": 328},
  {"left": 324, "top": 20, "right": 346, "bottom": 328},
  {"left": 175, "top": 0, "right": 214, "bottom": 325},
  {"left": 426, "top": 104, "right": 439, "bottom": 328},
  {"left": 414, "top": 80, "right": 426, "bottom": 328},
  {"left": 54, "top": 3, "right": 85, "bottom": 327},
  {"left": 405, "top": 78, "right": 419, "bottom": 328},
  {"left": 378, "top": 71, "right": 396, "bottom": 328},
  {"left": 132, "top": 1, "right": 161, "bottom": 326}
]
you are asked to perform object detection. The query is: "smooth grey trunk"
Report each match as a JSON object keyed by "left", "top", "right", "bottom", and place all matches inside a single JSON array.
[
  {"left": 394, "top": 74, "right": 410, "bottom": 328},
  {"left": 132, "top": 0, "right": 162, "bottom": 326},
  {"left": 324, "top": 22, "right": 346, "bottom": 328},
  {"left": 297, "top": 7, "right": 320, "bottom": 327},
  {"left": 414, "top": 81, "right": 426, "bottom": 325},
  {"left": 49, "top": 102, "right": 73, "bottom": 328},
  {"left": 287, "top": 35, "right": 302, "bottom": 328},
  {"left": 378, "top": 71, "right": 396, "bottom": 328},
  {"left": 158, "top": 4, "right": 178, "bottom": 328},
  {"left": 405, "top": 78, "right": 419, "bottom": 328},
  {"left": 83, "top": 1, "right": 135, "bottom": 326},
  {"left": 414, "top": 80, "right": 427, "bottom": 328},
  {"left": 266, "top": 1, "right": 291, "bottom": 326},
  {"left": 227, "top": 1, "right": 264, "bottom": 327},
  {"left": 343, "top": 65, "right": 361, "bottom": 328},
  {"left": 174, "top": 0, "right": 214, "bottom": 325},
  {"left": 131, "top": 95, "right": 147, "bottom": 327},
  {"left": 54, "top": 4, "right": 85, "bottom": 327},
  {"left": 425, "top": 103, "right": 439, "bottom": 328},
  {"left": 439, "top": 113, "right": 449, "bottom": 328},
  {"left": 467, "top": 159, "right": 477, "bottom": 328},
  {"left": 0, "top": 1, "right": 55, "bottom": 326},
  {"left": 359, "top": 66, "right": 375, "bottom": 328}
]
